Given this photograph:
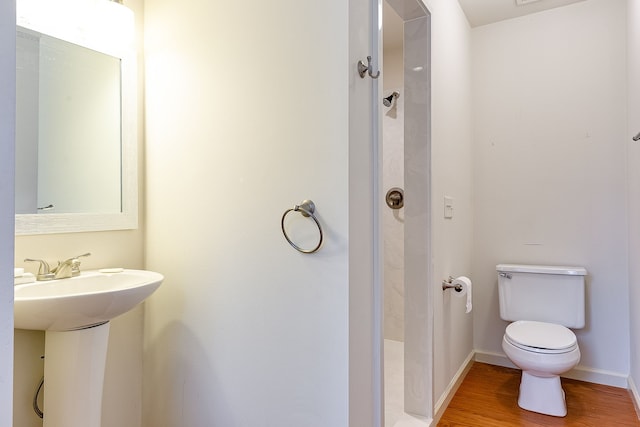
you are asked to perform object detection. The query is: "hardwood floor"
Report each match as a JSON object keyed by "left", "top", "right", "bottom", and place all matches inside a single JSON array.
[{"left": 437, "top": 362, "right": 640, "bottom": 427}]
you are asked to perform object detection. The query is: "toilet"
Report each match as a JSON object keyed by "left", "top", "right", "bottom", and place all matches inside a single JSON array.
[{"left": 497, "top": 263, "right": 587, "bottom": 417}]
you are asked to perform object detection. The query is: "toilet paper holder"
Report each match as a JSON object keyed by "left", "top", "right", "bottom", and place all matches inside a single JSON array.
[{"left": 442, "top": 276, "right": 463, "bottom": 292}]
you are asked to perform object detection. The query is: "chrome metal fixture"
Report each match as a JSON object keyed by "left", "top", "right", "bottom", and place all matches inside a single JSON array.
[
  {"left": 385, "top": 187, "right": 404, "bottom": 209},
  {"left": 281, "top": 200, "right": 323, "bottom": 254},
  {"left": 25, "top": 252, "right": 91, "bottom": 280},
  {"left": 442, "top": 277, "right": 463, "bottom": 292},
  {"left": 383, "top": 91, "right": 400, "bottom": 107},
  {"left": 358, "top": 56, "right": 380, "bottom": 79}
]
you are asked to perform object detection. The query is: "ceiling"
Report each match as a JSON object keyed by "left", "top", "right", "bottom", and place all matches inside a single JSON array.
[
  {"left": 383, "top": 0, "right": 586, "bottom": 50},
  {"left": 457, "top": 0, "right": 586, "bottom": 27}
]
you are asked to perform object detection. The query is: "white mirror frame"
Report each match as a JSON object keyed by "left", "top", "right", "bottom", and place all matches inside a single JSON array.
[{"left": 15, "top": 0, "right": 137, "bottom": 235}]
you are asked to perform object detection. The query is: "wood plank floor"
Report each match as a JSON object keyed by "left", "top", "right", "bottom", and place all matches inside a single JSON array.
[{"left": 437, "top": 362, "right": 640, "bottom": 427}]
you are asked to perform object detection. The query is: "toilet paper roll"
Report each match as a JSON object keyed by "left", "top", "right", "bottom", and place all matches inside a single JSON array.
[{"left": 452, "top": 276, "right": 472, "bottom": 314}]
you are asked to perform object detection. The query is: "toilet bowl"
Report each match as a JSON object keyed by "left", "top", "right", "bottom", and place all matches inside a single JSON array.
[
  {"left": 496, "top": 263, "right": 586, "bottom": 417},
  {"left": 502, "top": 320, "right": 580, "bottom": 417}
]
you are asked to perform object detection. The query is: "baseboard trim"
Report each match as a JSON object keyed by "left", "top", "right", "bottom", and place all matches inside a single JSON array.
[
  {"left": 474, "top": 350, "right": 629, "bottom": 388},
  {"left": 431, "top": 350, "right": 475, "bottom": 426},
  {"left": 628, "top": 376, "right": 640, "bottom": 420},
  {"left": 389, "top": 414, "right": 432, "bottom": 427}
]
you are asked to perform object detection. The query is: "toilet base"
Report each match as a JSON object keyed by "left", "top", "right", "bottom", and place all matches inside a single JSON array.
[{"left": 517, "top": 371, "right": 567, "bottom": 417}]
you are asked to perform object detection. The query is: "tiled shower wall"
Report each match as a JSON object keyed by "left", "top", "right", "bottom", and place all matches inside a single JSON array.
[
  {"left": 382, "top": 88, "right": 404, "bottom": 342},
  {"left": 382, "top": 23, "right": 405, "bottom": 341}
]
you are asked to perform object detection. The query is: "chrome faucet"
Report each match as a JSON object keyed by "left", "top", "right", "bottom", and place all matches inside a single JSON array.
[
  {"left": 52, "top": 253, "right": 91, "bottom": 279},
  {"left": 24, "top": 258, "right": 54, "bottom": 281},
  {"left": 25, "top": 253, "right": 91, "bottom": 281}
]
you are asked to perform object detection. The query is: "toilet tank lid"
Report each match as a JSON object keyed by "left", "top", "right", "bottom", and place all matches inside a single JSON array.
[{"left": 496, "top": 264, "right": 587, "bottom": 276}]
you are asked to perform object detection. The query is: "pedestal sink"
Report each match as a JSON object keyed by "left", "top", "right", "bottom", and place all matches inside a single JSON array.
[{"left": 14, "top": 269, "right": 163, "bottom": 427}]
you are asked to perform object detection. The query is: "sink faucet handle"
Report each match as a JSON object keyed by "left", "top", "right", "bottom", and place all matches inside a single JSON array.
[
  {"left": 24, "top": 258, "right": 55, "bottom": 281},
  {"left": 58, "top": 252, "right": 91, "bottom": 264},
  {"left": 74, "top": 252, "right": 91, "bottom": 260},
  {"left": 69, "top": 252, "right": 91, "bottom": 276}
]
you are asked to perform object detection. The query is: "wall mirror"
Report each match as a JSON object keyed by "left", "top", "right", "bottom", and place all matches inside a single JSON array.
[{"left": 15, "top": 0, "right": 137, "bottom": 235}]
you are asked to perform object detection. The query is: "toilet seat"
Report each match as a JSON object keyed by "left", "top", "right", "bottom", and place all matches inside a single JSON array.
[{"left": 505, "top": 320, "right": 577, "bottom": 354}]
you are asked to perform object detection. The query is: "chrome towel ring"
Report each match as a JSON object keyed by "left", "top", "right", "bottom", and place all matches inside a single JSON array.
[{"left": 281, "top": 200, "right": 323, "bottom": 254}]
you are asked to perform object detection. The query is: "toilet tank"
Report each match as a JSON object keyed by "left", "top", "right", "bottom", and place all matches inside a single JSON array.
[{"left": 497, "top": 264, "right": 586, "bottom": 329}]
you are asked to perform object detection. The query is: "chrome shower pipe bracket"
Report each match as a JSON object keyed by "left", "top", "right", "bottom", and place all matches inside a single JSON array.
[
  {"left": 442, "top": 276, "right": 463, "bottom": 292},
  {"left": 634, "top": 131, "right": 640, "bottom": 142}
]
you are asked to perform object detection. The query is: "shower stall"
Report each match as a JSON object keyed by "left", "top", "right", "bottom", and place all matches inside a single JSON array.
[{"left": 380, "top": 0, "right": 432, "bottom": 425}]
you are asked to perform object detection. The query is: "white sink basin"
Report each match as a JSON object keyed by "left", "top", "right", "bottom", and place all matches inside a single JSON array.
[{"left": 14, "top": 269, "right": 163, "bottom": 331}]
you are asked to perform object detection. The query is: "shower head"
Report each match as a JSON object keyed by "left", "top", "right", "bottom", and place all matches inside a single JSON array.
[{"left": 383, "top": 91, "right": 400, "bottom": 107}]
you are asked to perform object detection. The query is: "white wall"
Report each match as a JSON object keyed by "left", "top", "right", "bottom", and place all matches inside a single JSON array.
[
  {"left": 472, "top": 0, "right": 629, "bottom": 385},
  {"left": 383, "top": 48, "right": 403, "bottom": 92},
  {"left": 0, "top": 1, "right": 16, "bottom": 425},
  {"left": 12, "top": 1, "right": 146, "bottom": 426},
  {"left": 143, "top": 0, "right": 352, "bottom": 425},
  {"left": 423, "top": 0, "right": 474, "bottom": 410},
  {"left": 627, "top": 0, "right": 640, "bottom": 403}
]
